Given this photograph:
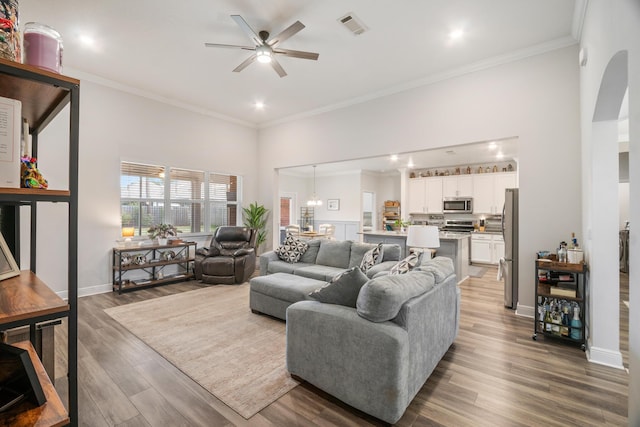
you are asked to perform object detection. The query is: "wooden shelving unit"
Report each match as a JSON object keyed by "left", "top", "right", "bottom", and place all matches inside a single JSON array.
[
  {"left": 532, "top": 257, "right": 587, "bottom": 350},
  {"left": 112, "top": 242, "right": 197, "bottom": 294},
  {"left": 382, "top": 200, "right": 400, "bottom": 230},
  {"left": 0, "top": 57, "right": 79, "bottom": 426}
]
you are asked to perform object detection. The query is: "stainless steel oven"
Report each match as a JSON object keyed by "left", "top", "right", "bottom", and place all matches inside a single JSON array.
[{"left": 443, "top": 197, "right": 473, "bottom": 214}]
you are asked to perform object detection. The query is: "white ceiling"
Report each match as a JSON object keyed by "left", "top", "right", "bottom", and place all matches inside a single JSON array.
[{"left": 21, "top": 0, "right": 579, "bottom": 128}]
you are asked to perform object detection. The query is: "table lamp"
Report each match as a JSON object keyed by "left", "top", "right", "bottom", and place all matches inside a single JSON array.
[
  {"left": 122, "top": 227, "right": 135, "bottom": 247},
  {"left": 406, "top": 225, "right": 440, "bottom": 258}
]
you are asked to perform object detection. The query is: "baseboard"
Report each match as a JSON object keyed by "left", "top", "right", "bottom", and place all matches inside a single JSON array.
[
  {"left": 57, "top": 283, "right": 113, "bottom": 300},
  {"left": 515, "top": 303, "right": 535, "bottom": 318},
  {"left": 587, "top": 346, "right": 625, "bottom": 369}
]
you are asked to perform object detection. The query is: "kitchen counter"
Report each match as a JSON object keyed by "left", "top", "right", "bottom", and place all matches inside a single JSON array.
[{"left": 361, "top": 230, "right": 470, "bottom": 282}]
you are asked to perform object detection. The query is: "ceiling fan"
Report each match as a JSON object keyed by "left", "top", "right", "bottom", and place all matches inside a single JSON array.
[{"left": 205, "top": 15, "right": 319, "bottom": 78}]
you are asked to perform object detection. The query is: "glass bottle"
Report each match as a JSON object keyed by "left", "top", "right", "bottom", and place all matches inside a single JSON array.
[{"left": 570, "top": 306, "right": 582, "bottom": 340}]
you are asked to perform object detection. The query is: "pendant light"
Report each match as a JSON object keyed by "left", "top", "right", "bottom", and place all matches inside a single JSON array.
[{"left": 307, "top": 165, "right": 322, "bottom": 206}]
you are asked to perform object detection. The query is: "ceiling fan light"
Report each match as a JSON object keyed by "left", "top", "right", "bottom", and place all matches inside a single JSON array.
[{"left": 256, "top": 46, "right": 272, "bottom": 63}]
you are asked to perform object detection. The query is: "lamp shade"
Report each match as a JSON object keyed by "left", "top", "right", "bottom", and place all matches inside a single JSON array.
[
  {"left": 122, "top": 227, "right": 135, "bottom": 238},
  {"left": 406, "top": 225, "right": 440, "bottom": 249}
]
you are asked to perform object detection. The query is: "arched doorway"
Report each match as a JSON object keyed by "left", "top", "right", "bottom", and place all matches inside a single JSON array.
[{"left": 588, "top": 50, "right": 628, "bottom": 369}]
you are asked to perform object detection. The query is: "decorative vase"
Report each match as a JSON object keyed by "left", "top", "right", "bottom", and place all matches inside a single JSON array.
[{"left": 157, "top": 238, "right": 168, "bottom": 246}]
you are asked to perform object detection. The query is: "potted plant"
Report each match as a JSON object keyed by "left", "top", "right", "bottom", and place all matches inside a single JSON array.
[
  {"left": 243, "top": 202, "right": 269, "bottom": 253},
  {"left": 147, "top": 223, "right": 180, "bottom": 245},
  {"left": 393, "top": 218, "right": 410, "bottom": 233}
]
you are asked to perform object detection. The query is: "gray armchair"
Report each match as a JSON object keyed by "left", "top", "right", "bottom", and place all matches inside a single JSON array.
[{"left": 194, "top": 226, "right": 257, "bottom": 284}]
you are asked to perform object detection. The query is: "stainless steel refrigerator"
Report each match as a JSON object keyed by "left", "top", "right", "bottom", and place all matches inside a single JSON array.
[{"left": 502, "top": 188, "right": 519, "bottom": 308}]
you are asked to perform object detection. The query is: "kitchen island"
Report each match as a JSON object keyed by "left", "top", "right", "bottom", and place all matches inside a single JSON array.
[{"left": 362, "top": 230, "right": 470, "bottom": 282}]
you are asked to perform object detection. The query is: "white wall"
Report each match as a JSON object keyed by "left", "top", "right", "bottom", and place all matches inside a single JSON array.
[
  {"left": 258, "top": 46, "right": 582, "bottom": 320},
  {"left": 579, "top": 0, "right": 639, "bottom": 420},
  {"left": 619, "top": 182, "right": 630, "bottom": 230},
  {"left": 33, "top": 80, "right": 258, "bottom": 296}
]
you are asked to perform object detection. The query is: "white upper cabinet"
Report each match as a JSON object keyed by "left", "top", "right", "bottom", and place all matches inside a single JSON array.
[
  {"left": 443, "top": 176, "right": 473, "bottom": 198},
  {"left": 472, "top": 172, "right": 517, "bottom": 214},
  {"left": 408, "top": 177, "right": 443, "bottom": 214}
]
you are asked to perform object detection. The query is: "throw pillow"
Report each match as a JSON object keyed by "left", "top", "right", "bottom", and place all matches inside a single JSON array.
[
  {"left": 276, "top": 233, "right": 309, "bottom": 263},
  {"left": 389, "top": 251, "right": 422, "bottom": 275},
  {"left": 359, "top": 243, "right": 384, "bottom": 273},
  {"left": 308, "top": 267, "right": 370, "bottom": 307}
]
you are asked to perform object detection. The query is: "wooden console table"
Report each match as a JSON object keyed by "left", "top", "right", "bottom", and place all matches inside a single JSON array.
[{"left": 112, "top": 242, "right": 197, "bottom": 294}]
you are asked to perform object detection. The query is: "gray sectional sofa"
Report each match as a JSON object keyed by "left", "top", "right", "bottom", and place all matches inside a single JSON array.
[
  {"left": 286, "top": 257, "right": 460, "bottom": 424},
  {"left": 252, "top": 239, "right": 401, "bottom": 319}
]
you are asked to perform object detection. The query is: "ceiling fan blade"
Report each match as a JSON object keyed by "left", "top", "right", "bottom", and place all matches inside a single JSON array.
[
  {"left": 233, "top": 54, "right": 257, "bottom": 73},
  {"left": 204, "top": 42, "right": 256, "bottom": 51},
  {"left": 267, "top": 21, "right": 305, "bottom": 47},
  {"left": 273, "top": 48, "right": 319, "bottom": 60},
  {"left": 270, "top": 56, "right": 287, "bottom": 78},
  {"left": 231, "top": 15, "right": 263, "bottom": 46}
]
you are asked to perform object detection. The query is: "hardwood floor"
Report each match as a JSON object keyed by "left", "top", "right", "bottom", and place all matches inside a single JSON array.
[{"left": 55, "top": 269, "right": 629, "bottom": 426}]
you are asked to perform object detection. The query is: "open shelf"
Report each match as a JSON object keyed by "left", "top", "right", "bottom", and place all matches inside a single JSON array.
[
  {"left": 0, "top": 341, "right": 69, "bottom": 427},
  {"left": 0, "top": 271, "right": 69, "bottom": 329}
]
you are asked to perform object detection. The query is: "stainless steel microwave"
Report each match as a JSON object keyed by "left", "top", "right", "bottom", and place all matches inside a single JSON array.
[{"left": 443, "top": 197, "right": 473, "bottom": 214}]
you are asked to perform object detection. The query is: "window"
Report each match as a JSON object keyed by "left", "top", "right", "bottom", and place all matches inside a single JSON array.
[{"left": 120, "top": 162, "right": 241, "bottom": 235}]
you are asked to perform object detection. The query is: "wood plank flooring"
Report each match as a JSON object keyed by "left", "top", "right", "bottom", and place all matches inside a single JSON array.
[{"left": 55, "top": 269, "right": 629, "bottom": 426}]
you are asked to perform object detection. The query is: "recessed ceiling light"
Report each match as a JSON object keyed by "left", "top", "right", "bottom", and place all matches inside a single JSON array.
[
  {"left": 254, "top": 101, "right": 265, "bottom": 110},
  {"left": 390, "top": 154, "right": 398, "bottom": 162},
  {"left": 79, "top": 34, "right": 95, "bottom": 47},
  {"left": 496, "top": 152, "right": 504, "bottom": 159},
  {"left": 448, "top": 28, "right": 464, "bottom": 42},
  {"left": 488, "top": 142, "right": 497, "bottom": 150},
  {"left": 407, "top": 159, "right": 414, "bottom": 168}
]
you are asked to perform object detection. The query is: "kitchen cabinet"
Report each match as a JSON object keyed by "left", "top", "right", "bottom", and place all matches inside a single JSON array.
[
  {"left": 472, "top": 172, "right": 516, "bottom": 214},
  {"left": 408, "top": 177, "right": 442, "bottom": 214},
  {"left": 442, "top": 175, "right": 473, "bottom": 198},
  {"left": 471, "top": 233, "right": 504, "bottom": 265}
]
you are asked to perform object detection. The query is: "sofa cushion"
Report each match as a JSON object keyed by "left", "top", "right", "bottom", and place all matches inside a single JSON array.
[
  {"left": 308, "top": 267, "right": 369, "bottom": 307},
  {"left": 299, "top": 239, "right": 321, "bottom": 264},
  {"left": 415, "top": 256, "right": 455, "bottom": 282},
  {"left": 359, "top": 243, "right": 383, "bottom": 273},
  {"left": 267, "top": 260, "right": 315, "bottom": 275},
  {"left": 380, "top": 244, "right": 401, "bottom": 262},
  {"left": 250, "top": 273, "right": 325, "bottom": 303},
  {"left": 276, "top": 233, "right": 309, "bottom": 263},
  {"left": 356, "top": 270, "right": 436, "bottom": 322},
  {"left": 348, "top": 242, "right": 375, "bottom": 269},
  {"left": 294, "top": 265, "right": 348, "bottom": 281},
  {"left": 389, "top": 252, "right": 422, "bottom": 275},
  {"left": 315, "top": 240, "right": 352, "bottom": 269}
]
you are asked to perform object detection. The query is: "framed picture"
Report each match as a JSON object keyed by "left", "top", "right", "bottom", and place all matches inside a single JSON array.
[
  {"left": 0, "top": 232, "right": 20, "bottom": 281},
  {"left": 327, "top": 199, "right": 340, "bottom": 211}
]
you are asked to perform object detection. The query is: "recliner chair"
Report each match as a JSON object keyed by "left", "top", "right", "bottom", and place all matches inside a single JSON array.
[{"left": 194, "top": 226, "right": 257, "bottom": 284}]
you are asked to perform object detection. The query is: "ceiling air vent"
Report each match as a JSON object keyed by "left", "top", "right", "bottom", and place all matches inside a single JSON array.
[{"left": 338, "top": 13, "right": 368, "bottom": 35}]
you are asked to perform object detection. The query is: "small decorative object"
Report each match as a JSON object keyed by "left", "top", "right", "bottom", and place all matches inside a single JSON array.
[
  {"left": 0, "top": 231, "right": 20, "bottom": 281},
  {"left": 393, "top": 219, "right": 410, "bottom": 233},
  {"left": 147, "top": 223, "right": 180, "bottom": 243},
  {"left": 477, "top": 166, "right": 484, "bottom": 174},
  {"left": 444, "top": 169, "right": 450, "bottom": 176},
  {"left": 492, "top": 165, "right": 498, "bottom": 173},
  {"left": 157, "top": 271, "right": 164, "bottom": 280},
  {"left": 20, "top": 156, "right": 48, "bottom": 188},
  {"left": 455, "top": 167, "right": 460, "bottom": 175},
  {"left": 120, "top": 254, "right": 132, "bottom": 267},
  {"left": 133, "top": 254, "right": 146, "bottom": 265},
  {"left": 122, "top": 227, "right": 135, "bottom": 247},
  {"left": 409, "top": 171, "right": 416, "bottom": 178},
  {"left": 23, "top": 22, "right": 63, "bottom": 73},
  {"left": 502, "top": 167, "right": 507, "bottom": 172},
  {"left": 161, "top": 250, "right": 176, "bottom": 261},
  {"left": 0, "top": 0, "right": 21, "bottom": 62},
  {"left": 485, "top": 167, "right": 490, "bottom": 173},
  {"left": 434, "top": 170, "right": 439, "bottom": 176},
  {"left": 466, "top": 166, "right": 471, "bottom": 174},
  {"left": 425, "top": 170, "right": 432, "bottom": 177},
  {"left": 507, "top": 163, "right": 514, "bottom": 171},
  {"left": 327, "top": 199, "right": 340, "bottom": 211}
]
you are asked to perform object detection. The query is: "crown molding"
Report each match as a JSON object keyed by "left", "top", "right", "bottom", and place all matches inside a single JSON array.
[
  {"left": 64, "top": 67, "right": 256, "bottom": 129},
  {"left": 259, "top": 36, "right": 578, "bottom": 129},
  {"left": 572, "top": 0, "right": 589, "bottom": 42}
]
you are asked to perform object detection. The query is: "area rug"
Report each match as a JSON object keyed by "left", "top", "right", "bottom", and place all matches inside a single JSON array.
[
  {"left": 104, "top": 285, "right": 299, "bottom": 419},
  {"left": 468, "top": 265, "right": 488, "bottom": 278}
]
